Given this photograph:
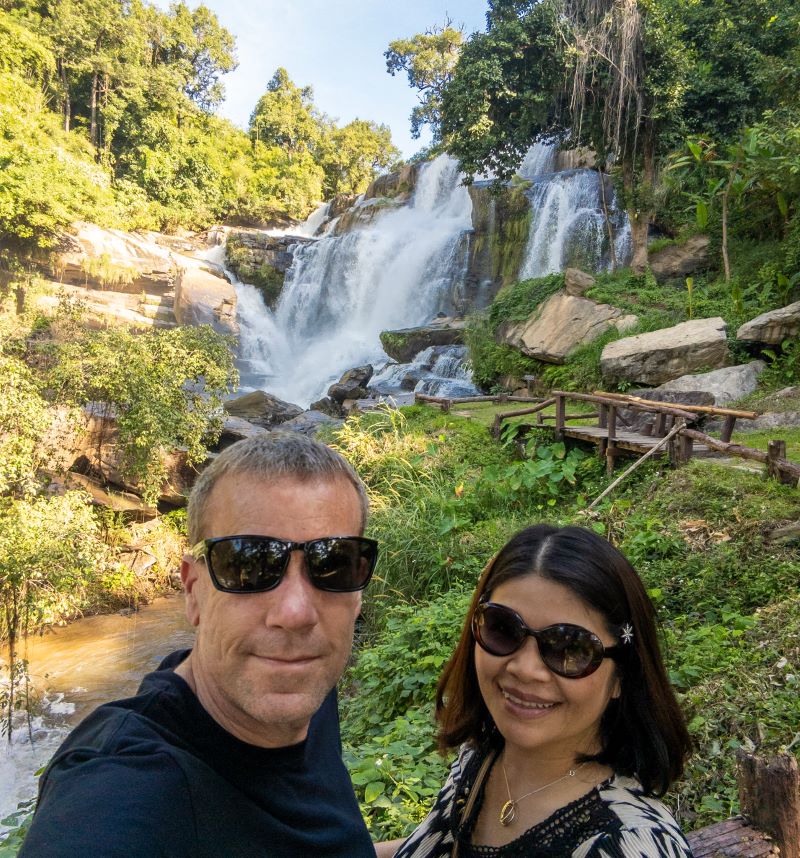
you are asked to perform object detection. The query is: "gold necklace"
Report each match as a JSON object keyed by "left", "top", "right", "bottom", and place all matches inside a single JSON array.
[{"left": 499, "top": 760, "right": 585, "bottom": 827}]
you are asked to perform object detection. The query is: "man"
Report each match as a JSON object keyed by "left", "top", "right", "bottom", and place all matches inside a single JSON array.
[{"left": 21, "top": 433, "right": 379, "bottom": 857}]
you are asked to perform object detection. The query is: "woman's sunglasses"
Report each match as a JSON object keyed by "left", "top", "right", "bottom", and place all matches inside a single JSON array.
[
  {"left": 190, "top": 535, "right": 378, "bottom": 594},
  {"left": 471, "top": 601, "right": 626, "bottom": 679}
]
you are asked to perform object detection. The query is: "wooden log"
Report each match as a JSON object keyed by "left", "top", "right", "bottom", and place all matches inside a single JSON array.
[
  {"left": 681, "top": 429, "right": 800, "bottom": 482},
  {"left": 655, "top": 412, "right": 666, "bottom": 437},
  {"left": 554, "top": 390, "right": 698, "bottom": 422},
  {"left": 594, "top": 390, "right": 759, "bottom": 420},
  {"left": 678, "top": 433, "right": 694, "bottom": 464},
  {"left": 599, "top": 403, "right": 608, "bottom": 430},
  {"left": 736, "top": 751, "right": 800, "bottom": 858}
]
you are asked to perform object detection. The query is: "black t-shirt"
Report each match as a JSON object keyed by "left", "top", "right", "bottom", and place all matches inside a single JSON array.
[{"left": 20, "top": 650, "right": 374, "bottom": 857}]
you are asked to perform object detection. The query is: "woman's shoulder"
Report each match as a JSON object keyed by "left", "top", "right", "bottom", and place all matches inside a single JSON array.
[{"left": 575, "top": 775, "right": 694, "bottom": 857}]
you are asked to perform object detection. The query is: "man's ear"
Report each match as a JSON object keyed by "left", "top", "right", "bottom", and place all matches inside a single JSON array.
[{"left": 181, "top": 556, "right": 202, "bottom": 628}]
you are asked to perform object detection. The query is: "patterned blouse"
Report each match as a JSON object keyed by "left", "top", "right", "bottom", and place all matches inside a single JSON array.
[{"left": 394, "top": 746, "right": 694, "bottom": 858}]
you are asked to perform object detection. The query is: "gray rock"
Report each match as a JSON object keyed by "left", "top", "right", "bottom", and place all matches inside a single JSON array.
[
  {"left": 616, "top": 390, "right": 714, "bottom": 434},
  {"left": 216, "top": 416, "right": 269, "bottom": 450},
  {"left": 328, "top": 383, "right": 369, "bottom": 403},
  {"left": 328, "top": 365, "right": 374, "bottom": 402},
  {"left": 224, "top": 390, "right": 303, "bottom": 428},
  {"left": 736, "top": 301, "right": 800, "bottom": 344},
  {"left": 280, "top": 410, "right": 344, "bottom": 436},
  {"left": 499, "top": 292, "right": 637, "bottom": 364},
  {"left": 656, "top": 361, "right": 766, "bottom": 406},
  {"left": 600, "top": 317, "right": 728, "bottom": 385},
  {"left": 649, "top": 235, "right": 711, "bottom": 282},
  {"left": 310, "top": 397, "right": 344, "bottom": 418},
  {"left": 564, "top": 268, "right": 596, "bottom": 297}
]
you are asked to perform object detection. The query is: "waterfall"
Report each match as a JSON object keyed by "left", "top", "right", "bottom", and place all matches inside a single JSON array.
[
  {"left": 518, "top": 168, "right": 631, "bottom": 278},
  {"left": 235, "top": 154, "right": 472, "bottom": 407},
  {"left": 369, "top": 344, "right": 479, "bottom": 400}
]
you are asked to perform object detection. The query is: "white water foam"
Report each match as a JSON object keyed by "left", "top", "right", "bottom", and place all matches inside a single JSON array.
[{"left": 234, "top": 155, "right": 473, "bottom": 407}]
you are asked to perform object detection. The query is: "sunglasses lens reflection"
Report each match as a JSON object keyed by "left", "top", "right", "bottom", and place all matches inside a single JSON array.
[
  {"left": 207, "top": 536, "right": 376, "bottom": 593},
  {"left": 474, "top": 604, "right": 603, "bottom": 678}
]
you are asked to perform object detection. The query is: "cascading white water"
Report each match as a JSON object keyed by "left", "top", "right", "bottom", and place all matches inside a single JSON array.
[
  {"left": 519, "top": 168, "right": 631, "bottom": 278},
  {"left": 235, "top": 155, "right": 472, "bottom": 407}
]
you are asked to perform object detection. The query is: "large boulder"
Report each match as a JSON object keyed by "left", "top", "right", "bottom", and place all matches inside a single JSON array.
[
  {"left": 554, "top": 147, "right": 597, "bottom": 171},
  {"left": 737, "top": 301, "right": 800, "bottom": 344},
  {"left": 498, "top": 292, "right": 637, "bottom": 364},
  {"left": 600, "top": 317, "right": 729, "bottom": 386},
  {"left": 223, "top": 390, "right": 303, "bottom": 429},
  {"left": 564, "top": 268, "right": 596, "bottom": 297},
  {"left": 173, "top": 261, "right": 238, "bottom": 337},
  {"left": 649, "top": 235, "right": 711, "bottom": 282},
  {"left": 380, "top": 324, "right": 465, "bottom": 363},
  {"left": 215, "top": 416, "right": 269, "bottom": 450},
  {"left": 280, "top": 410, "right": 344, "bottom": 435},
  {"left": 655, "top": 361, "right": 766, "bottom": 406},
  {"left": 328, "top": 365, "right": 374, "bottom": 403},
  {"left": 49, "top": 223, "right": 177, "bottom": 293}
]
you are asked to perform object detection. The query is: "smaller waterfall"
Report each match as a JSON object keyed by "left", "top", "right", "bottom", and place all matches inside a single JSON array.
[{"left": 519, "top": 168, "right": 630, "bottom": 278}]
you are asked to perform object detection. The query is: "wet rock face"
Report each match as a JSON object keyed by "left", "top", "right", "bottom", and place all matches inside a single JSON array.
[
  {"left": 225, "top": 230, "right": 312, "bottom": 307},
  {"left": 363, "top": 163, "right": 421, "bottom": 201},
  {"left": 174, "top": 265, "right": 238, "bottom": 337},
  {"left": 600, "top": 317, "right": 729, "bottom": 386},
  {"left": 737, "top": 301, "right": 800, "bottom": 344},
  {"left": 223, "top": 390, "right": 304, "bottom": 428}
]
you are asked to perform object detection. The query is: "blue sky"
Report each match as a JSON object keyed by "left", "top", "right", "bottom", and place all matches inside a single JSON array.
[{"left": 178, "top": 0, "right": 489, "bottom": 158}]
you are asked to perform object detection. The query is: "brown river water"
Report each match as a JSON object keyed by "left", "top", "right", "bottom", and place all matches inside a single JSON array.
[{"left": 1, "top": 595, "right": 195, "bottom": 827}]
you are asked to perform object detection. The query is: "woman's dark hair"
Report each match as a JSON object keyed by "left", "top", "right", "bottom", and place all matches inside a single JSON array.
[{"left": 435, "top": 524, "right": 691, "bottom": 797}]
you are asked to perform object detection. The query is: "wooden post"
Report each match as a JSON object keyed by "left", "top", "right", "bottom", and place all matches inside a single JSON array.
[
  {"left": 606, "top": 407, "right": 617, "bottom": 476},
  {"left": 768, "top": 440, "right": 788, "bottom": 482},
  {"left": 721, "top": 414, "right": 737, "bottom": 443},
  {"left": 598, "top": 404, "right": 608, "bottom": 429},
  {"left": 678, "top": 433, "right": 694, "bottom": 464},
  {"left": 555, "top": 395, "right": 566, "bottom": 440},
  {"left": 736, "top": 751, "right": 800, "bottom": 858},
  {"left": 654, "top": 412, "right": 666, "bottom": 437}
]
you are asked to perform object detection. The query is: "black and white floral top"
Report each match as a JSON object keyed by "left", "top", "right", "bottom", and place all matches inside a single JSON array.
[{"left": 394, "top": 746, "right": 694, "bottom": 858}]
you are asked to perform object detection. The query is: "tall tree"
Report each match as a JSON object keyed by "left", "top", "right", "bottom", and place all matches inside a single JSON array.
[
  {"left": 249, "top": 67, "right": 322, "bottom": 156},
  {"left": 317, "top": 119, "right": 401, "bottom": 196},
  {"left": 385, "top": 20, "right": 465, "bottom": 142}
]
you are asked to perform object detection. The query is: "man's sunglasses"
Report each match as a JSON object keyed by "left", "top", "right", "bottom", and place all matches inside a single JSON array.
[
  {"left": 190, "top": 535, "right": 378, "bottom": 594},
  {"left": 471, "top": 601, "right": 626, "bottom": 679}
]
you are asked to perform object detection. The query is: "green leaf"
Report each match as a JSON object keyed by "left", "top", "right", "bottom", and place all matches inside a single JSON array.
[{"left": 364, "top": 781, "right": 386, "bottom": 803}]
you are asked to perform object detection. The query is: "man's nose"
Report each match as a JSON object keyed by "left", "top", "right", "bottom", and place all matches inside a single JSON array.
[{"left": 265, "top": 550, "right": 320, "bottom": 629}]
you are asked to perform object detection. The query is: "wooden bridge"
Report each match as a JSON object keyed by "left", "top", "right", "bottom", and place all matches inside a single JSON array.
[{"left": 415, "top": 389, "right": 800, "bottom": 488}]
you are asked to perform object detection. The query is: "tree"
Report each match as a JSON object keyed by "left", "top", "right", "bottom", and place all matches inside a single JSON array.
[
  {"left": 438, "top": 0, "right": 800, "bottom": 272},
  {"left": 385, "top": 20, "right": 465, "bottom": 142},
  {"left": 249, "top": 67, "right": 322, "bottom": 156},
  {"left": 45, "top": 323, "right": 238, "bottom": 504},
  {"left": 317, "top": 119, "right": 401, "bottom": 197}
]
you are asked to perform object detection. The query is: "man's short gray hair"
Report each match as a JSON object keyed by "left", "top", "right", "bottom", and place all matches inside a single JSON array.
[{"left": 187, "top": 432, "right": 369, "bottom": 544}]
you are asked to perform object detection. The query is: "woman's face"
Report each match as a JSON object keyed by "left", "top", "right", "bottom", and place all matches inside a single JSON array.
[{"left": 474, "top": 574, "right": 620, "bottom": 764}]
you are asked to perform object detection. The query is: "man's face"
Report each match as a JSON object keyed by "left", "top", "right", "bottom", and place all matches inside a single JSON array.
[{"left": 180, "top": 473, "right": 364, "bottom": 747}]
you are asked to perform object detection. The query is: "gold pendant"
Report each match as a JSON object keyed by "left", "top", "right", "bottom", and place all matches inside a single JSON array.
[{"left": 499, "top": 799, "right": 516, "bottom": 827}]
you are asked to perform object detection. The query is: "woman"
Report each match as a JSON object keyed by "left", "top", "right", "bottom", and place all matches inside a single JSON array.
[{"left": 382, "top": 524, "right": 693, "bottom": 857}]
